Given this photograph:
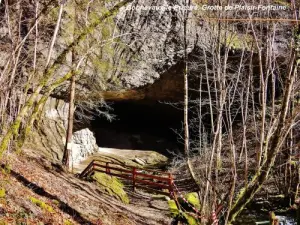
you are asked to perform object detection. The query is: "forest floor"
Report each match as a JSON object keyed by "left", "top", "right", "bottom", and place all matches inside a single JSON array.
[{"left": 0, "top": 148, "right": 172, "bottom": 225}]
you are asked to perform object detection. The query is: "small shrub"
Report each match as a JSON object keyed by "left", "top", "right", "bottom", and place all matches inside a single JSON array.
[{"left": 168, "top": 200, "right": 179, "bottom": 217}]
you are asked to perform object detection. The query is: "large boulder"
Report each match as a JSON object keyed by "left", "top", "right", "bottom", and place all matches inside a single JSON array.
[{"left": 71, "top": 128, "right": 99, "bottom": 166}]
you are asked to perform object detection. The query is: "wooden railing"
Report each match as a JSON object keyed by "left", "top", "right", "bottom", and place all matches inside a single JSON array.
[{"left": 80, "top": 160, "right": 174, "bottom": 195}]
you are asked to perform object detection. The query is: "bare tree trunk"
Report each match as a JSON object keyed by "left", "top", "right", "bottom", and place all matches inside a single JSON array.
[
  {"left": 62, "top": 1, "right": 76, "bottom": 169},
  {"left": 183, "top": 0, "right": 189, "bottom": 157},
  {"left": 45, "top": 3, "right": 64, "bottom": 68},
  {"left": 228, "top": 49, "right": 298, "bottom": 223},
  {"left": 62, "top": 72, "right": 76, "bottom": 168}
]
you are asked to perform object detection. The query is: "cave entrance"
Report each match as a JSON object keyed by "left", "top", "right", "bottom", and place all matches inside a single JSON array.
[{"left": 90, "top": 100, "right": 183, "bottom": 157}]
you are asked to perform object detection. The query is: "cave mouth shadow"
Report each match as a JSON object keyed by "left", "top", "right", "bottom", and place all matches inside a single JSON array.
[
  {"left": 3, "top": 165, "right": 96, "bottom": 225},
  {"left": 90, "top": 100, "right": 183, "bottom": 156}
]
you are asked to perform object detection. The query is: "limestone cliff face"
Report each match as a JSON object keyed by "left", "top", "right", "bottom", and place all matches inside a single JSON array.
[
  {"left": 17, "top": 0, "right": 198, "bottom": 162},
  {"left": 5, "top": 0, "right": 293, "bottom": 163},
  {"left": 71, "top": 128, "right": 99, "bottom": 166},
  {"left": 115, "top": 0, "right": 200, "bottom": 88},
  {"left": 1, "top": 0, "right": 291, "bottom": 100},
  {"left": 50, "top": 0, "right": 202, "bottom": 100},
  {"left": 24, "top": 97, "right": 68, "bottom": 161},
  {"left": 24, "top": 97, "right": 100, "bottom": 163}
]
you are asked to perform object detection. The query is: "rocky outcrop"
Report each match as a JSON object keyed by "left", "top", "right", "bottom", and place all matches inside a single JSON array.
[
  {"left": 25, "top": 97, "right": 100, "bottom": 164},
  {"left": 49, "top": 0, "right": 203, "bottom": 99},
  {"left": 71, "top": 128, "right": 99, "bottom": 165},
  {"left": 24, "top": 97, "right": 68, "bottom": 161},
  {"left": 115, "top": 0, "right": 200, "bottom": 88},
  {"left": 8, "top": 0, "right": 294, "bottom": 163},
  {"left": 75, "top": 61, "right": 185, "bottom": 102},
  {"left": 1, "top": 0, "right": 292, "bottom": 102}
]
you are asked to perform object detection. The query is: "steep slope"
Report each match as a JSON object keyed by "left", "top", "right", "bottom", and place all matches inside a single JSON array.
[{"left": 0, "top": 150, "right": 172, "bottom": 224}]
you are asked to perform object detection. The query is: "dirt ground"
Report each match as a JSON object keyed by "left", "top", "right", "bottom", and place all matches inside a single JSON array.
[{"left": 0, "top": 149, "right": 172, "bottom": 225}]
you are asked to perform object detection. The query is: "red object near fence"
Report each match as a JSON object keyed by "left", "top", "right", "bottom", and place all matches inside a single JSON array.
[{"left": 80, "top": 160, "right": 174, "bottom": 196}]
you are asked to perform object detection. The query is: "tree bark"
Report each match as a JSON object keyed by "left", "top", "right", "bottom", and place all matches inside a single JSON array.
[
  {"left": 62, "top": 73, "right": 76, "bottom": 168},
  {"left": 183, "top": 0, "right": 189, "bottom": 156}
]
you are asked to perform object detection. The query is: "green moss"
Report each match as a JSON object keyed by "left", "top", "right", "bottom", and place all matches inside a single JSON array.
[
  {"left": 185, "top": 193, "right": 200, "bottom": 209},
  {"left": 92, "top": 172, "right": 129, "bottom": 204},
  {"left": 273, "top": 0, "right": 290, "bottom": 6},
  {"left": 48, "top": 6, "right": 60, "bottom": 20},
  {"left": 101, "top": 25, "right": 111, "bottom": 39},
  {"left": 168, "top": 200, "right": 179, "bottom": 217},
  {"left": 167, "top": 200, "right": 199, "bottom": 225},
  {"left": 185, "top": 214, "right": 198, "bottom": 225},
  {"left": 29, "top": 197, "right": 54, "bottom": 213},
  {"left": 64, "top": 219, "right": 73, "bottom": 225},
  {"left": 1, "top": 164, "right": 11, "bottom": 175},
  {"left": 152, "top": 194, "right": 169, "bottom": 201},
  {"left": 273, "top": 194, "right": 285, "bottom": 198},
  {"left": 225, "top": 33, "right": 253, "bottom": 50},
  {"left": 270, "top": 211, "right": 276, "bottom": 220},
  {"left": 0, "top": 188, "right": 5, "bottom": 198}
]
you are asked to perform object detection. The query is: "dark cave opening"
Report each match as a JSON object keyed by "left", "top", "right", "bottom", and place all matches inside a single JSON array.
[{"left": 90, "top": 100, "right": 183, "bottom": 156}]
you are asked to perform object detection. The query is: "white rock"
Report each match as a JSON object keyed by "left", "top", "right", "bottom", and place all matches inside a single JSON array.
[
  {"left": 133, "top": 158, "right": 146, "bottom": 165},
  {"left": 71, "top": 128, "right": 99, "bottom": 166}
]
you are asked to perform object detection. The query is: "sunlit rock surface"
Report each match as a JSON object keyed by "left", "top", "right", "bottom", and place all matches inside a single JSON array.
[{"left": 71, "top": 128, "right": 99, "bottom": 166}]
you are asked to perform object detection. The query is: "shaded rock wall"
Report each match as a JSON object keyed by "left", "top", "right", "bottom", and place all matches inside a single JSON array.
[
  {"left": 24, "top": 97, "right": 68, "bottom": 161},
  {"left": 25, "top": 97, "right": 100, "bottom": 164}
]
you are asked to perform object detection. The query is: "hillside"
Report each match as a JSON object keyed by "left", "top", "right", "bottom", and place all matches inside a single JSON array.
[
  {"left": 1, "top": 0, "right": 300, "bottom": 224},
  {"left": 0, "top": 149, "right": 172, "bottom": 224}
]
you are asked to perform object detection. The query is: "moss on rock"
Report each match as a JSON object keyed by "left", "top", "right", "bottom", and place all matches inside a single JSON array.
[
  {"left": 168, "top": 199, "right": 200, "bottom": 225},
  {"left": 92, "top": 172, "right": 129, "bottom": 204},
  {"left": 0, "top": 188, "right": 5, "bottom": 198},
  {"left": 29, "top": 196, "right": 54, "bottom": 213},
  {"left": 168, "top": 200, "right": 179, "bottom": 217},
  {"left": 64, "top": 219, "right": 74, "bottom": 225},
  {"left": 185, "top": 192, "right": 200, "bottom": 209}
]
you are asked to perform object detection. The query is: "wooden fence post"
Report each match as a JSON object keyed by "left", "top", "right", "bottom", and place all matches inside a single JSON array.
[
  {"left": 106, "top": 162, "right": 110, "bottom": 175},
  {"left": 168, "top": 173, "right": 173, "bottom": 197},
  {"left": 91, "top": 162, "right": 95, "bottom": 175},
  {"left": 80, "top": 161, "right": 176, "bottom": 196},
  {"left": 132, "top": 168, "right": 136, "bottom": 192}
]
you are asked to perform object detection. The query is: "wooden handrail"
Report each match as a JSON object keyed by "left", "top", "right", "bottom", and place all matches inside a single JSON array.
[
  {"left": 93, "top": 163, "right": 132, "bottom": 174},
  {"left": 80, "top": 160, "right": 95, "bottom": 178},
  {"left": 85, "top": 159, "right": 171, "bottom": 175},
  {"left": 80, "top": 159, "right": 174, "bottom": 195},
  {"left": 136, "top": 172, "right": 171, "bottom": 182}
]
